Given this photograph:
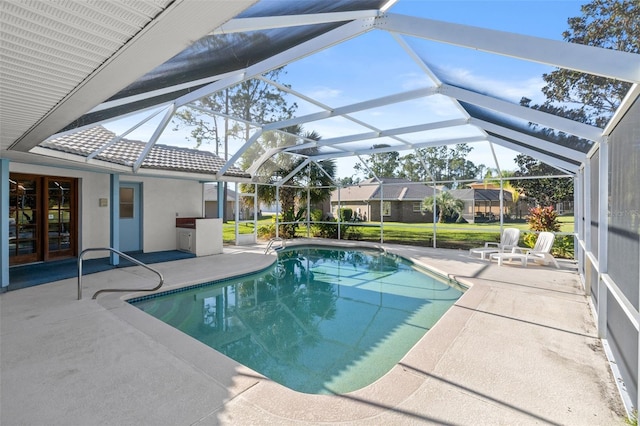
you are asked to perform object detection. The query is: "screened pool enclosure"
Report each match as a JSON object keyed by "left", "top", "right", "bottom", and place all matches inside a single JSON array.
[{"left": 1, "top": 0, "right": 639, "bottom": 417}]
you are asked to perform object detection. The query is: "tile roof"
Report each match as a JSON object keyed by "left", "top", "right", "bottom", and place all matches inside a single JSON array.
[{"left": 39, "top": 126, "right": 249, "bottom": 178}]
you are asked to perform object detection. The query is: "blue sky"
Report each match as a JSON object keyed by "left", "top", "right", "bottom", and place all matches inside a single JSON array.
[{"left": 105, "top": 0, "right": 587, "bottom": 180}]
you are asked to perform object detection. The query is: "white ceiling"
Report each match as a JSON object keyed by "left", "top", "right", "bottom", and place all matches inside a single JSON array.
[{"left": 0, "top": 0, "right": 257, "bottom": 153}]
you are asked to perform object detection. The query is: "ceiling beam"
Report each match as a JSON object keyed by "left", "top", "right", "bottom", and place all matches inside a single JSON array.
[
  {"left": 380, "top": 13, "right": 640, "bottom": 83},
  {"left": 472, "top": 118, "right": 587, "bottom": 163},
  {"left": 439, "top": 84, "right": 604, "bottom": 142},
  {"left": 212, "top": 10, "right": 380, "bottom": 34},
  {"left": 283, "top": 118, "right": 470, "bottom": 152},
  {"left": 308, "top": 135, "right": 486, "bottom": 161},
  {"left": 486, "top": 135, "right": 578, "bottom": 174},
  {"left": 603, "top": 83, "right": 640, "bottom": 136},
  {"left": 260, "top": 75, "right": 421, "bottom": 148}
]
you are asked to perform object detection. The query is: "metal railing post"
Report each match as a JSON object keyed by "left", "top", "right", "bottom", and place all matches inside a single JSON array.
[{"left": 77, "top": 247, "right": 164, "bottom": 300}]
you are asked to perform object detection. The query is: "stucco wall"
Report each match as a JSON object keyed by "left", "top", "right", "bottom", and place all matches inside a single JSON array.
[
  {"left": 10, "top": 163, "right": 204, "bottom": 257},
  {"left": 124, "top": 177, "right": 203, "bottom": 253}
]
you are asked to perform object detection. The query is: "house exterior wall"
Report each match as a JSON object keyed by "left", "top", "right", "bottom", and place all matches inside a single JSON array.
[
  {"left": 331, "top": 201, "right": 434, "bottom": 223},
  {"left": 313, "top": 199, "right": 332, "bottom": 218},
  {"left": 332, "top": 202, "right": 370, "bottom": 221},
  {"left": 370, "top": 201, "right": 402, "bottom": 222},
  {"left": 205, "top": 201, "right": 235, "bottom": 221},
  {"left": 130, "top": 176, "right": 202, "bottom": 252},
  {"left": 398, "top": 201, "right": 433, "bottom": 223},
  {"left": 10, "top": 162, "right": 204, "bottom": 258}
]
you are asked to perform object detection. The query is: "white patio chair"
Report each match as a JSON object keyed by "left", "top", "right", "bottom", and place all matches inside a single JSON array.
[
  {"left": 489, "top": 232, "right": 560, "bottom": 268},
  {"left": 469, "top": 227, "right": 521, "bottom": 260}
]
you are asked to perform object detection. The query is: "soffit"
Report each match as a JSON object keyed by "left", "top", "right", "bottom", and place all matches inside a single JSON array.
[{"left": 1, "top": 0, "right": 258, "bottom": 152}]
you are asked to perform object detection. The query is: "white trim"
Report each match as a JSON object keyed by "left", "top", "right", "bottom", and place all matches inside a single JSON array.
[
  {"left": 212, "top": 10, "right": 380, "bottom": 35},
  {"left": 380, "top": 13, "right": 640, "bottom": 83},
  {"left": 602, "top": 338, "right": 636, "bottom": 416},
  {"left": 603, "top": 84, "right": 640, "bottom": 136},
  {"left": 601, "top": 274, "right": 640, "bottom": 332}
]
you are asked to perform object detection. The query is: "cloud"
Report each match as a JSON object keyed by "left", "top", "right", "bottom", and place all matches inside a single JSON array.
[
  {"left": 306, "top": 86, "right": 343, "bottom": 101},
  {"left": 443, "top": 66, "right": 547, "bottom": 104},
  {"left": 400, "top": 72, "right": 436, "bottom": 91}
]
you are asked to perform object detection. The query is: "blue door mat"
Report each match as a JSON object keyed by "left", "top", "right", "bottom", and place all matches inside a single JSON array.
[{"left": 8, "top": 250, "right": 196, "bottom": 291}]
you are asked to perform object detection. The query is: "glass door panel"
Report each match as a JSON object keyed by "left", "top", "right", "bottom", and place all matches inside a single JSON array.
[
  {"left": 9, "top": 176, "right": 39, "bottom": 264},
  {"left": 9, "top": 174, "right": 77, "bottom": 265},
  {"left": 46, "top": 178, "right": 74, "bottom": 258}
]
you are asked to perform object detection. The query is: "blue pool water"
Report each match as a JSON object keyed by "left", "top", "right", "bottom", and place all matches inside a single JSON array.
[{"left": 129, "top": 245, "right": 465, "bottom": 394}]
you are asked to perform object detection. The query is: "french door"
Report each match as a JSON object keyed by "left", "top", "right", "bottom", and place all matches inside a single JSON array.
[{"left": 9, "top": 174, "right": 77, "bottom": 265}]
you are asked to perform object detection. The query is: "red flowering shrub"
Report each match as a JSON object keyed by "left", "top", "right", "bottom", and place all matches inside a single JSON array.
[
  {"left": 524, "top": 206, "right": 561, "bottom": 248},
  {"left": 527, "top": 206, "right": 561, "bottom": 232}
]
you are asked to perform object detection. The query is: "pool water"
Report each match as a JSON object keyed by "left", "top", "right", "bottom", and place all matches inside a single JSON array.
[{"left": 129, "top": 246, "right": 465, "bottom": 394}]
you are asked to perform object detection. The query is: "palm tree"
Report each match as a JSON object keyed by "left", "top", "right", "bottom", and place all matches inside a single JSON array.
[
  {"left": 483, "top": 169, "right": 521, "bottom": 218},
  {"left": 422, "top": 191, "right": 464, "bottom": 223},
  {"left": 241, "top": 125, "right": 336, "bottom": 237}
]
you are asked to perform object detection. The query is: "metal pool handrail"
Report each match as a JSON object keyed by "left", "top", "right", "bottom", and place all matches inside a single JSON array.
[
  {"left": 264, "top": 237, "right": 285, "bottom": 254},
  {"left": 77, "top": 247, "right": 164, "bottom": 300}
]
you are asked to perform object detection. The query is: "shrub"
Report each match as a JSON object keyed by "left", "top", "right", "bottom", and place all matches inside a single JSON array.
[
  {"left": 257, "top": 224, "right": 276, "bottom": 239},
  {"left": 339, "top": 208, "right": 353, "bottom": 222},
  {"left": 552, "top": 235, "right": 574, "bottom": 258},
  {"left": 524, "top": 206, "right": 572, "bottom": 257},
  {"left": 527, "top": 206, "right": 561, "bottom": 232},
  {"left": 310, "top": 209, "right": 323, "bottom": 222},
  {"left": 345, "top": 226, "right": 362, "bottom": 240}
]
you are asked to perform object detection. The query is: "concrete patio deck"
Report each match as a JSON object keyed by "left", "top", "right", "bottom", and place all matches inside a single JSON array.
[{"left": 1, "top": 241, "right": 627, "bottom": 425}]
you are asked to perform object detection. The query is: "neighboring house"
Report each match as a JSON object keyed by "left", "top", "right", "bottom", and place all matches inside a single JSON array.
[
  {"left": 204, "top": 183, "right": 236, "bottom": 221},
  {"left": 449, "top": 188, "right": 514, "bottom": 223},
  {"left": 330, "top": 178, "right": 438, "bottom": 223},
  {"left": 8, "top": 126, "right": 248, "bottom": 267}
]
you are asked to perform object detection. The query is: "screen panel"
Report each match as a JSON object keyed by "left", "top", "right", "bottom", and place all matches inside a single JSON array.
[{"left": 607, "top": 98, "right": 640, "bottom": 310}]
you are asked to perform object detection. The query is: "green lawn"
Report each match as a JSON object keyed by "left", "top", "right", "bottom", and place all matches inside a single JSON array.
[{"left": 222, "top": 216, "right": 575, "bottom": 254}]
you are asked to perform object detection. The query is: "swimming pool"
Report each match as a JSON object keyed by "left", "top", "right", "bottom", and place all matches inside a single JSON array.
[{"left": 129, "top": 245, "right": 465, "bottom": 394}]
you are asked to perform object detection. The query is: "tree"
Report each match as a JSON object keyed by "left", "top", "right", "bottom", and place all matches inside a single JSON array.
[
  {"left": 338, "top": 176, "right": 360, "bottom": 187},
  {"left": 354, "top": 145, "right": 401, "bottom": 178},
  {"left": 173, "top": 66, "right": 297, "bottom": 222},
  {"left": 421, "top": 192, "right": 465, "bottom": 223},
  {"left": 398, "top": 152, "right": 429, "bottom": 182},
  {"left": 511, "top": 154, "right": 573, "bottom": 206},
  {"left": 401, "top": 145, "right": 484, "bottom": 185},
  {"left": 173, "top": 67, "right": 297, "bottom": 150},
  {"left": 512, "top": 0, "right": 637, "bottom": 207},
  {"left": 539, "top": 0, "right": 638, "bottom": 127},
  {"left": 242, "top": 126, "right": 336, "bottom": 238},
  {"left": 483, "top": 168, "right": 521, "bottom": 210}
]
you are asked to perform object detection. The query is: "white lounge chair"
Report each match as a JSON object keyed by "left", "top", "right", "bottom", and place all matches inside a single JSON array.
[
  {"left": 489, "top": 231, "right": 560, "bottom": 268},
  {"left": 469, "top": 227, "right": 521, "bottom": 260}
]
